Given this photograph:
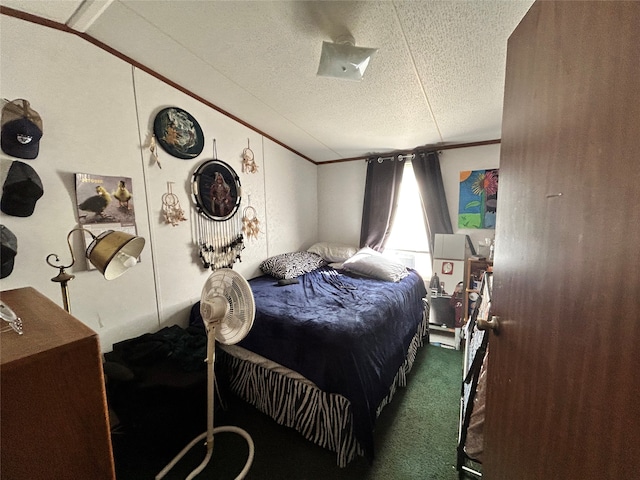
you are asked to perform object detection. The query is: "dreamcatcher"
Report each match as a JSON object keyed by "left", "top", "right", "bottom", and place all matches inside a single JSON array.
[
  {"left": 192, "top": 141, "right": 244, "bottom": 270},
  {"left": 242, "top": 205, "right": 260, "bottom": 241},
  {"left": 162, "top": 182, "right": 187, "bottom": 226},
  {"left": 241, "top": 139, "right": 258, "bottom": 174}
]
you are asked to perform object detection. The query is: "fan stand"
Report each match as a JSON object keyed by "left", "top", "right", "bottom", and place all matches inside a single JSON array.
[{"left": 155, "top": 318, "right": 255, "bottom": 480}]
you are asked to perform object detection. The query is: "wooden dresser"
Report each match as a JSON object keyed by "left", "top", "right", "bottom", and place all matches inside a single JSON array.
[{"left": 0, "top": 287, "right": 115, "bottom": 480}]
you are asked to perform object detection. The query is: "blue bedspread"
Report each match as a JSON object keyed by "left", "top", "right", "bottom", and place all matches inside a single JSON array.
[{"left": 238, "top": 266, "right": 427, "bottom": 460}]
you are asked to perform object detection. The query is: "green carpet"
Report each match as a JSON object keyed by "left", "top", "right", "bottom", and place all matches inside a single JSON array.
[{"left": 112, "top": 344, "right": 463, "bottom": 479}]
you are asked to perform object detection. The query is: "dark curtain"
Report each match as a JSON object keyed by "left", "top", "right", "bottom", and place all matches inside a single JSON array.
[
  {"left": 412, "top": 150, "right": 453, "bottom": 253},
  {"left": 359, "top": 157, "right": 405, "bottom": 251}
]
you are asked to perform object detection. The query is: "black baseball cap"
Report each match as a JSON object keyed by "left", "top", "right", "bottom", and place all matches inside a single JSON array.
[
  {"left": 1, "top": 99, "right": 43, "bottom": 159},
  {"left": 1, "top": 160, "right": 44, "bottom": 217},
  {"left": 0, "top": 225, "right": 17, "bottom": 279}
]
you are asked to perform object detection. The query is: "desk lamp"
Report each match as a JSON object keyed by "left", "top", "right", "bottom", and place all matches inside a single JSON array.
[{"left": 46, "top": 228, "right": 145, "bottom": 313}]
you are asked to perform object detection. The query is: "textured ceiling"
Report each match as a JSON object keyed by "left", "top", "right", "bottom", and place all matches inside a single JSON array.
[{"left": 1, "top": 0, "right": 535, "bottom": 162}]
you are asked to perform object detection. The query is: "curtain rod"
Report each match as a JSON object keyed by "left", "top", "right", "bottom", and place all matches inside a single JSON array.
[
  {"left": 320, "top": 139, "right": 501, "bottom": 165},
  {"left": 375, "top": 153, "right": 415, "bottom": 163}
]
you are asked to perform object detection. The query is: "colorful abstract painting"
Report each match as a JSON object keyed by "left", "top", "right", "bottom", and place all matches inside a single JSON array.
[{"left": 458, "top": 169, "right": 499, "bottom": 229}]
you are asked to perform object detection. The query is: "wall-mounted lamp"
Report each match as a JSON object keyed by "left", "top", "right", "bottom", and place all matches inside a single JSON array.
[
  {"left": 317, "top": 34, "right": 378, "bottom": 81},
  {"left": 46, "top": 228, "right": 145, "bottom": 313}
]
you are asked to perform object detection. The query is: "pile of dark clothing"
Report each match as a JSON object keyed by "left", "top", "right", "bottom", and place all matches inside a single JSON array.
[
  {"left": 106, "top": 325, "right": 207, "bottom": 377},
  {"left": 104, "top": 325, "right": 208, "bottom": 444}
]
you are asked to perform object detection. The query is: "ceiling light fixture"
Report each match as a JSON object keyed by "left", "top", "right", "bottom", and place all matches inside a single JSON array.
[{"left": 317, "top": 34, "right": 378, "bottom": 81}]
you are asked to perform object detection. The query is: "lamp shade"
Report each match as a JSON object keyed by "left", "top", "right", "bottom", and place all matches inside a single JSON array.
[
  {"left": 317, "top": 40, "right": 377, "bottom": 81},
  {"left": 86, "top": 230, "right": 145, "bottom": 280}
]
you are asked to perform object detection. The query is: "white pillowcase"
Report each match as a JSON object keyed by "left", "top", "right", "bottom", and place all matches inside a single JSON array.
[
  {"left": 341, "top": 247, "right": 409, "bottom": 282},
  {"left": 307, "top": 242, "right": 358, "bottom": 263}
]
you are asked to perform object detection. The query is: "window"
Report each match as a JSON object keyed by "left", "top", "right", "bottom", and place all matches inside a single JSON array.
[{"left": 384, "top": 161, "right": 432, "bottom": 278}]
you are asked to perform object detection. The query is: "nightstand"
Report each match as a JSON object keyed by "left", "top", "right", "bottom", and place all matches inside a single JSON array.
[{"left": 426, "top": 295, "right": 461, "bottom": 349}]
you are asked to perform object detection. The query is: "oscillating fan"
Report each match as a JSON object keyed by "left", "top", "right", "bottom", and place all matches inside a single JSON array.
[{"left": 156, "top": 268, "right": 256, "bottom": 480}]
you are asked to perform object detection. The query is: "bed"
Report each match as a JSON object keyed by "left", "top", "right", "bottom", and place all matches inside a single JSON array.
[{"left": 191, "top": 246, "right": 429, "bottom": 467}]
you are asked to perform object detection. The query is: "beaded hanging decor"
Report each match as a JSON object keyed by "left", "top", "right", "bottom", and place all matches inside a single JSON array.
[
  {"left": 193, "top": 209, "right": 244, "bottom": 270},
  {"left": 192, "top": 140, "right": 244, "bottom": 270}
]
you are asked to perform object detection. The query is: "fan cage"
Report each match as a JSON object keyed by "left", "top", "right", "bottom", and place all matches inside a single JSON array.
[{"left": 200, "top": 269, "right": 255, "bottom": 345}]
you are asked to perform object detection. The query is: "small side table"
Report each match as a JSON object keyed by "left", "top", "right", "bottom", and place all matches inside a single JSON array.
[{"left": 427, "top": 296, "right": 461, "bottom": 350}]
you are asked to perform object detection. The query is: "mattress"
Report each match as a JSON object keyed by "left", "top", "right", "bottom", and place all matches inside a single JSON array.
[
  {"left": 207, "top": 266, "right": 428, "bottom": 461},
  {"left": 191, "top": 266, "right": 428, "bottom": 463}
]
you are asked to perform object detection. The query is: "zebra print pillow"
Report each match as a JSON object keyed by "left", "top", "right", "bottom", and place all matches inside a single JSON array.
[{"left": 259, "top": 251, "right": 327, "bottom": 279}]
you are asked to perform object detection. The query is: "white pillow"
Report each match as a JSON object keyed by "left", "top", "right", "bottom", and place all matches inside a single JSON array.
[
  {"left": 342, "top": 247, "right": 409, "bottom": 282},
  {"left": 307, "top": 242, "right": 358, "bottom": 263}
]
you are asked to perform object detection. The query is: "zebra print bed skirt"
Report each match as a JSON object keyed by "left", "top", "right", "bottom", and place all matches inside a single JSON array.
[{"left": 217, "top": 307, "right": 430, "bottom": 467}]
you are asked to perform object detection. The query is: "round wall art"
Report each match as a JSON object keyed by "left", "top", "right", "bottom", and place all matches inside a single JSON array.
[
  {"left": 192, "top": 159, "right": 241, "bottom": 221},
  {"left": 153, "top": 107, "right": 204, "bottom": 159}
]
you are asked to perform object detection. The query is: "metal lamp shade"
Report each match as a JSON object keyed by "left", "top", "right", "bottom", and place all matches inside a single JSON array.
[
  {"left": 86, "top": 230, "right": 145, "bottom": 280},
  {"left": 317, "top": 41, "right": 377, "bottom": 81}
]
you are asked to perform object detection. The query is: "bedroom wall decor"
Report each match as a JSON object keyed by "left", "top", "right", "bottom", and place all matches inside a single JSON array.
[
  {"left": 193, "top": 205, "right": 244, "bottom": 270},
  {"left": 149, "top": 134, "right": 162, "bottom": 169},
  {"left": 458, "top": 169, "right": 499, "bottom": 229},
  {"left": 75, "top": 173, "right": 139, "bottom": 270},
  {"left": 242, "top": 139, "right": 258, "bottom": 173},
  {"left": 161, "top": 182, "right": 187, "bottom": 227},
  {"left": 242, "top": 205, "right": 260, "bottom": 241},
  {"left": 153, "top": 107, "right": 204, "bottom": 159},
  {"left": 192, "top": 143, "right": 244, "bottom": 270},
  {"left": 192, "top": 158, "right": 241, "bottom": 221}
]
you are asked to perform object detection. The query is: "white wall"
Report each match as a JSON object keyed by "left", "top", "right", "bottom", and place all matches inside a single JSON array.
[
  {"left": 0, "top": 16, "right": 317, "bottom": 351},
  {"left": 317, "top": 161, "right": 367, "bottom": 247},
  {"left": 317, "top": 144, "right": 501, "bottom": 252},
  {"left": 263, "top": 140, "right": 318, "bottom": 255}
]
